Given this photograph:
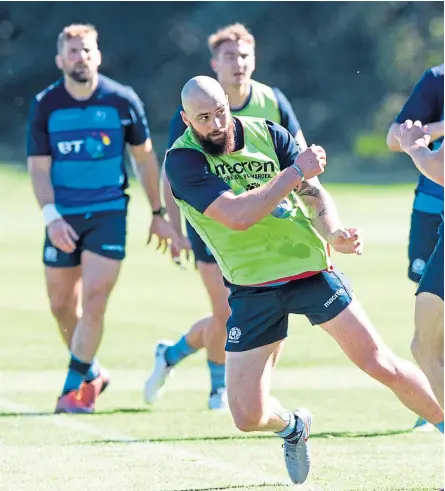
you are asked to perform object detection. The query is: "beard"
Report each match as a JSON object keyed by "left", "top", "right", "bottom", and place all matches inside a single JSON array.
[
  {"left": 67, "top": 64, "right": 93, "bottom": 83},
  {"left": 191, "top": 119, "right": 236, "bottom": 156}
]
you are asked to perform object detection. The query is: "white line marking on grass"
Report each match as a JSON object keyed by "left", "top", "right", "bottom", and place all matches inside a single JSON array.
[
  {"left": 0, "top": 397, "right": 325, "bottom": 490},
  {"left": 0, "top": 398, "right": 138, "bottom": 442}
]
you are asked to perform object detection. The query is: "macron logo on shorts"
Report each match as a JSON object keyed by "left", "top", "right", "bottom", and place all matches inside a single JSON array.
[
  {"left": 324, "top": 288, "right": 346, "bottom": 308},
  {"left": 101, "top": 244, "right": 124, "bottom": 252}
]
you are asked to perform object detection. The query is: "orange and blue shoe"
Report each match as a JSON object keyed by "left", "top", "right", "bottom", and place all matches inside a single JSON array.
[
  {"left": 55, "top": 386, "right": 95, "bottom": 414},
  {"left": 81, "top": 368, "right": 111, "bottom": 412}
]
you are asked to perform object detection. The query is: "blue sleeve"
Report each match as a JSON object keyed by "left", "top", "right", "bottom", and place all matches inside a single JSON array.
[
  {"left": 266, "top": 120, "right": 300, "bottom": 170},
  {"left": 167, "top": 106, "right": 188, "bottom": 148},
  {"left": 165, "top": 148, "right": 230, "bottom": 213},
  {"left": 272, "top": 88, "right": 301, "bottom": 136},
  {"left": 124, "top": 88, "right": 151, "bottom": 145},
  {"left": 395, "top": 70, "right": 442, "bottom": 124},
  {"left": 26, "top": 97, "right": 51, "bottom": 156}
]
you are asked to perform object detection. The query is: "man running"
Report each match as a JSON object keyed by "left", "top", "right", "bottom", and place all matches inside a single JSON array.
[
  {"left": 145, "top": 23, "right": 307, "bottom": 410},
  {"left": 164, "top": 76, "right": 444, "bottom": 484}
]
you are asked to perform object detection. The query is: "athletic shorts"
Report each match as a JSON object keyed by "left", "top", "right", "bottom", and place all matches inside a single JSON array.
[
  {"left": 408, "top": 210, "right": 443, "bottom": 283},
  {"left": 416, "top": 236, "right": 444, "bottom": 300},
  {"left": 43, "top": 211, "right": 127, "bottom": 267},
  {"left": 225, "top": 269, "right": 353, "bottom": 352},
  {"left": 186, "top": 220, "right": 217, "bottom": 264}
]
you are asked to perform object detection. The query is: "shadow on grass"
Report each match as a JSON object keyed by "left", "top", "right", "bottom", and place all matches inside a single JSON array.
[
  {"left": 0, "top": 407, "right": 156, "bottom": 417},
  {"left": 85, "top": 428, "right": 413, "bottom": 445},
  {"left": 0, "top": 410, "right": 416, "bottom": 444},
  {"left": 160, "top": 484, "right": 292, "bottom": 491},
  {"left": 161, "top": 486, "right": 435, "bottom": 491}
]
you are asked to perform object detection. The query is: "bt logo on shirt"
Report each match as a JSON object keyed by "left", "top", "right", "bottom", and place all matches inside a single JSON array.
[
  {"left": 57, "top": 132, "right": 111, "bottom": 158},
  {"left": 58, "top": 139, "right": 84, "bottom": 154}
]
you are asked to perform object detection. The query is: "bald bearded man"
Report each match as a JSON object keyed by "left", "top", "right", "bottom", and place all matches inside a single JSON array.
[{"left": 160, "top": 77, "right": 444, "bottom": 484}]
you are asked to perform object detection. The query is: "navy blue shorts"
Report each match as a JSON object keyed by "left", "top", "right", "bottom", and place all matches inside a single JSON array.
[
  {"left": 408, "top": 210, "right": 443, "bottom": 283},
  {"left": 186, "top": 220, "right": 217, "bottom": 264},
  {"left": 43, "top": 211, "right": 127, "bottom": 268},
  {"left": 416, "top": 236, "right": 444, "bottom": 300},
  {"left": 225, "top": 269, "right": 353, "bottom": 352}
]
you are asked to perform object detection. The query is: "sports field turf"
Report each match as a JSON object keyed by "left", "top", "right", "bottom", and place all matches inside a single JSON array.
[{"left": 0, "top": 167, "right": 442, "bottom": 491}]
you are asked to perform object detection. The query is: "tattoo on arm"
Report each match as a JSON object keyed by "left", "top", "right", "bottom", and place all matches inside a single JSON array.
[
  {"left": 297, "top": 181, "right": 320, "bottom": 198},
  {"left": 297, "top": 182, "right": 328, "bottom": 217}
]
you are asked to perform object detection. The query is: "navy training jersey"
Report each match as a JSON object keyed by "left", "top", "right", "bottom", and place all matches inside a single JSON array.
[
  {"left": 26, "top": 74, "right": 150, "bottom": 215},
  {"left": 167, "top": 85, "right": 301, "bottom": 149},
  {"left": 395, "top": 63, "right": 444, "bottom": 213}
]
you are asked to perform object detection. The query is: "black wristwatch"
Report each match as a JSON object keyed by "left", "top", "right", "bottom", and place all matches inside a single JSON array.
[{"left": 152, "top": 206, "right": 166, "bottom": 217}]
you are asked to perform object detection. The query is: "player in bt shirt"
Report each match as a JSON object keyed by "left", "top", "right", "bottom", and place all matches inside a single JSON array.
[{"left": 27, "top": 24, "right": 176, "bottom": 413}]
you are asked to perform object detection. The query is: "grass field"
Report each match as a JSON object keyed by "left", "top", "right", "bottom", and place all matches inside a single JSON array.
[{"left": 0, "top": 167, "right": 443, "bottom": 491}]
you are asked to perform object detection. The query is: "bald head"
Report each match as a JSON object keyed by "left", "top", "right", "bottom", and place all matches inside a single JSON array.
[
  {"left": 181, "top": 76, "right": 227, "bottom": 115},
  {"left": 179, "top": 76, "right": 234, "bottom": 156}
]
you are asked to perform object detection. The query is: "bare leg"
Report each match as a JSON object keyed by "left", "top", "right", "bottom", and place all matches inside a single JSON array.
[
  {"left": 186, "top": 262, "right": 230, "bottom": 364},
  {"left": 321, "top": 298, "right": 443, "bottom": 424},
  {"left": 226, "top": 340, "right": 289, "bottom": 432},
  {"left": 412, "top": 292, "right": 444, "bottom": 408},
  {"left": 184, "top": 314, "right": 211, "bottom": 351},
  {"left": 70, "top": 252, "right": 121, "bottom": 362},
  {"left": 45, "top": 266, "right": 82, "bottom": 347}
]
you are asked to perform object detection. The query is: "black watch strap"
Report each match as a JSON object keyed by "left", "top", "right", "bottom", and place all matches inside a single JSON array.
[{"left": 152, "top": 206, "right": 166, "bottom": 217}]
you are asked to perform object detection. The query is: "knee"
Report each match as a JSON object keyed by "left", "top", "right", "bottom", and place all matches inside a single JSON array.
[
  {"left": 84, "top": 273, "right": 115, "bottom": 298},
  {"left": 49, "top": 296, "right": 77, "bottom": 321},
  {"left": 82, "top": 279, "right": 113, "bottom": 314}
]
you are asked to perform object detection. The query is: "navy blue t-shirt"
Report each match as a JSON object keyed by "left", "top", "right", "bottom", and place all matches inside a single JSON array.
[
  {"left": 165, "top": 118, "right": 299, "bottom": 214},
  {"left": 167, "top": 86, "right": 301, "bottom": 149},
  {"left": 26, "top": 74, "right": 150, "bottom": 214},
  {"left": 395, "top": 63, "right": 444, "bottom": 213}
]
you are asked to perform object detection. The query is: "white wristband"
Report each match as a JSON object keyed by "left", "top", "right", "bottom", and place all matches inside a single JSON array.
[{"left": 42, "top": 204, "right": 62, "bottom": 226}]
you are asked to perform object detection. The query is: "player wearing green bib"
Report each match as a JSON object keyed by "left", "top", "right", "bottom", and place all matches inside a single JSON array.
[
  {"left": 171, "top": 116, "right": 329, "bottom": 286},
  {"left": 164, "top": 77, "right": 444, "bottom": 484},
  {"left": 145, "top": 24, "right": 307, "bottom": 410}
]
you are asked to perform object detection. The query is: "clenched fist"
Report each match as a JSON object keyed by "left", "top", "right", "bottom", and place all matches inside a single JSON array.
[{"left": 294, "top": 145, "right": 327, "bottom": 180}]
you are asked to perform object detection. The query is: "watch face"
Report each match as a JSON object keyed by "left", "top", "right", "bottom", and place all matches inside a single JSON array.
[{"left": 153, "top": 207, "right": 165, "bottom": 216}]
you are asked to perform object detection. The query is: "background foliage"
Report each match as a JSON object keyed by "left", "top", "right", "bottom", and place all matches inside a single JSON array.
[{"left": 0, "top": 1, "right": 443, "bottom": 180}]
